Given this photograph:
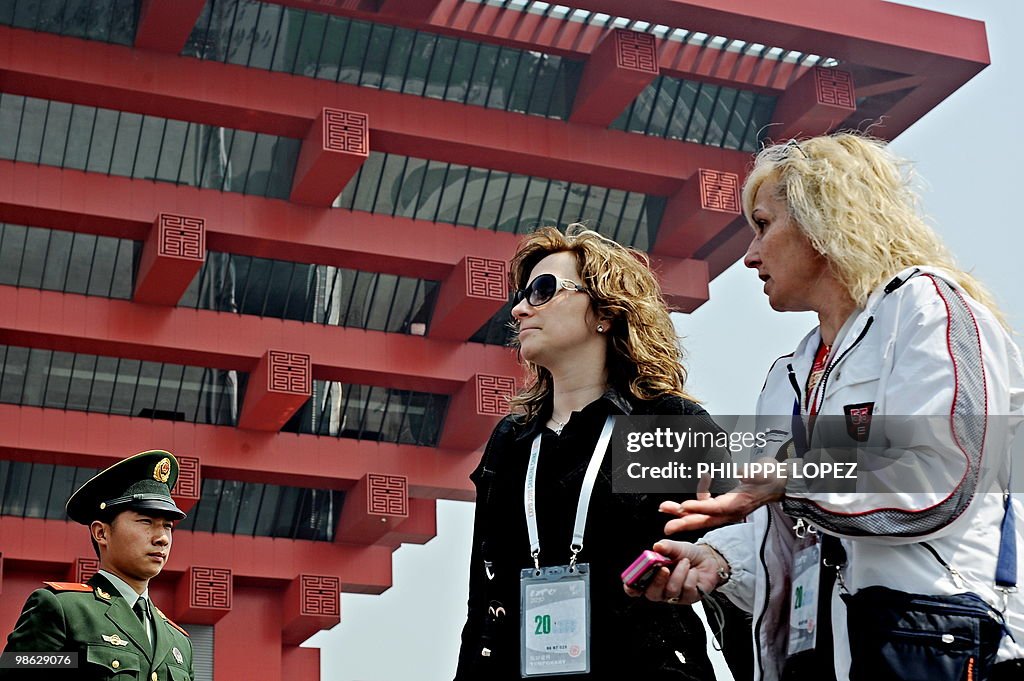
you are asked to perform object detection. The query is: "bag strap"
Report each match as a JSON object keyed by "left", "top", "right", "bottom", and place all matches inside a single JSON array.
[{"left": 996, "top": 462, "right": 1017, "bottom": 590}]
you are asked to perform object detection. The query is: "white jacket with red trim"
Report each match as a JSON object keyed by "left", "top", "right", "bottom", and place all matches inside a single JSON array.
[{"left": 700, "top": 267, "right": 1024, "bottom": 681}]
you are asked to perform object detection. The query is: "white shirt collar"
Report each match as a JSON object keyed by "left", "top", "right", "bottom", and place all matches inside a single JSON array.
[{"left": 97, "top": 569, "right": 150, "bottom": 608}]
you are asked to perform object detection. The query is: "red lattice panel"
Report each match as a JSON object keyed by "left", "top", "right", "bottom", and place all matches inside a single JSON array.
[
  {"left": 698, "top": 169, "right": 741, "bottom": 214},
  {"left": 814, "top": 69, "right": 855, "bottom": 110},
  {"left": 175, "top": 456, "right": 200, "bottom": 499},
  {"left": 268, "top": 351, "right": 311, "bottom": 395},
  {"left": 615, "top": 31, "right": 658, "bottom": 74},
  {"left": 157, "top": 214, "right": 205, "bottom": 259},
  {"left": 476, "top": 374, "right": 515, "bottom": 416},
  {"left": 300, "top": 575, "right": 340, "bottom": 617},
  {"left": 466, "top": 257, "right": 507, "bottom": 300},
  {"left": 190, "top": 567, "right": 232, "bottom": 609},
  {"left": 72, "top": 557, "right": 100, "bottom": 584},
  {"left": 323, "top": 109, "right": 369, "bottom": 156},
  {"left": 367, "top": 474, "right": 408, "bottom": 517}
]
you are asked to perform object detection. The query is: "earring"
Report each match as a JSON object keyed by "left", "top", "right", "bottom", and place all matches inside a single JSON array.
[{"left": 597, "top": 325, "right": 604, "bottom": 333}]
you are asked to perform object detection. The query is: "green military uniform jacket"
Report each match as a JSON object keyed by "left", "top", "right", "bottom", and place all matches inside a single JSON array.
[{"left": 1, "top": 573, "right": 194, "bottom": 680}]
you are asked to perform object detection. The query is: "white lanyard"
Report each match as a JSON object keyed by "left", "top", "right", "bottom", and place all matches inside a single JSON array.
[{"left": 523, "top": 415, "right": 615, "bottom": 570}]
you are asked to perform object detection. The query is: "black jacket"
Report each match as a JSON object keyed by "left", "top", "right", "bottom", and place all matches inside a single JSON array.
[{"left": 455, "top": 391, "right": 752, "bottom": 680}]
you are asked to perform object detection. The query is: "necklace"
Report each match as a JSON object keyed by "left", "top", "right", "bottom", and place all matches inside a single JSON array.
[{"left": 550, "top": 413, "right": 569, "bottom": 435}]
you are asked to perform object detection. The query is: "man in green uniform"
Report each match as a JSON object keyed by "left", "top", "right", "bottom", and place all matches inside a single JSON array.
[{"left": 1, "top": 450, "right": 195, "bottom": 680}]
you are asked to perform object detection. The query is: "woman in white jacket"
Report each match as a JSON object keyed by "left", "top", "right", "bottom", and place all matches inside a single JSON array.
[{"left": 635, "top": 134, "right": 1024, "bottom": 681}]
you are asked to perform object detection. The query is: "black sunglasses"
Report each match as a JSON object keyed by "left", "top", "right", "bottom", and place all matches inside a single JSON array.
[{"left": 511, "top": 273, "right": 587, "bottom": 307}]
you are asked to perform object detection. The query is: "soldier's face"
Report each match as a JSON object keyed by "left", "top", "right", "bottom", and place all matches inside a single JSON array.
[{"left": 95, "top": 510, "right": 174, "bottom": 589}]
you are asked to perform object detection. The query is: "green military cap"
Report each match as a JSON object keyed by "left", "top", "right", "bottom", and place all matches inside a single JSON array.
[{"left": 66, "top": 450, "right": 187, "bottom": 524}]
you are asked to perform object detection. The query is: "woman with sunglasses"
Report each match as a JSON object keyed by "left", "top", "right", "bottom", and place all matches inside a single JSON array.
[{"left": 455, "top": 226, "right": 751, "bottom": 680}]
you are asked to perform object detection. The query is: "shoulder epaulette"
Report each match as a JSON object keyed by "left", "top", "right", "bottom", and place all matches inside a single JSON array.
[
  {"left": 154, "top": 606, "right": 190, "bottom": 637},
  {"left": 43, "top": 581, "right": 92, "bottom": 592}
]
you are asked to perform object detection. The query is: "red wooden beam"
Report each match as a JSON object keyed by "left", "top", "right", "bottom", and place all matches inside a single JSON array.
[
  {"left": 438, "top": 373, "right": 517, "bottom": 451},
  {"left": 135, "top": 0, "right": 206, "bottom": 53},
  {"left": 238, "top": 351, "right": 313, "bottom": 432},
  {"left": 281, "top": 574, "right": 341, "bottom": 645},
  {"left": 290, "top": 108, "right": 370, "bottom": 206},
  {"left": 571, "top": 30, "right": 660, "bottom": 127},
  {"left": 0, "top": 161, "right": 520, "bottom": 283},
  {"left": 0, "top": 405, "right": 482, "bottom": 499},
  {"left": 174, "top": 566, "right": 233, "bottom": 625},
  {"left": 0, "top": 286, "right": 520, "bottom": 394},
  {"left": 652, "top": 166, "right": 744, "bottom": 259},
  {"left": 335, "top": 473, "right": 410, "bottom": 545},
  {"left": 770, "top": 68, "right": 857, "bottom": 141},
  {"left": 430, "top": 257, "right": 508, "bottom": 342},
  {"left": 0, "top": 26, "right": 742, "bottom": 195},
  {"left": 134, "top": 213, "right": 207, "bottom": 306},
  {"left": 0, "top": 517, "right": 397, "bottom": 593}
]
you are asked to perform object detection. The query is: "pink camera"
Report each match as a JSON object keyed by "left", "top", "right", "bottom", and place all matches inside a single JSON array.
[{"left": 621, "top": 549, "right": 676, "bottom": 590}]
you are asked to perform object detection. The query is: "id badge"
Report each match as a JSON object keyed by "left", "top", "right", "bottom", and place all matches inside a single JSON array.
[
  {"left": 787, "top": 542, "right": 821, "bottom": 656},
  {"left": 519, "top": 564, "right": 590, "bottom": 677}
]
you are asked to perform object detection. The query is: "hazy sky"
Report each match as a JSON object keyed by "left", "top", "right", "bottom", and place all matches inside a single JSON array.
[{"left": 308, "top": 1, "right": 1024, "bottom": 678}]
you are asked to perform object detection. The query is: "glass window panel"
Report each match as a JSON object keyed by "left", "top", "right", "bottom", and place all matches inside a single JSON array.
[
  {"left": 233, "top": 483, "right": 264, "bottom": 535},
  {"left": 266, "top": 137, "right": 300, "bottom": 199},
  {"left": 154, "top": 118, "right": 188, "bottom": 182},
  {"left": 242, "top": 133, "right": 276, "bottom": 196},
  {"left": 85, "top": 108, "right": 119, "bottom": 173},
  {"left": 381, "top": 27, "right": 413, "bottom": 91},
  {"left": 704, "top": 87, "right": 737, "bottom": 146},
  {"left": 645, "top": 77, "right": 675, "bottom": 136},
  {"left": 518, "top": 177, "right": 550, "bottom": 232},
  {"left": 578, "top": 186, "right": 608, "bottom": 225},
  {"left": 558, "top": 182, "right": 587, "bottom": 227},
  {"left": 412, "top": 160, "right": 445, "bottom": 222},
  {"left": 350, "top": 151, "right": 386, "bottom": 213},
  {"left": 252, "top": 484, "right": 281, "bottom": 536},
  {"left": 9, "top": 0, "right": 37, "bottom": 29},
  {"left": 226, "top": 1, "right": 261, "bottom": 66},
  {"left": 527, "top": 56, "right": 561, "bottom": 117},
  {"left": 41, "top": 350, "right": 71, "bottom": 408},
  {"left": 436, "top": 165, "right": 467, "bottom": 224},
  {"left": 477, "top": 170, "right": 508, "bottom": 230},
  {"left": 195, "top": 479, "right": 223, "bottom": 533},
  {"left": 272, "top": 486, "right": 301, "bottom": 536},
  {"left": 109, "top": 110, "right": 142, "bottom": 177},
  {"left": 223, "top": 128, "right": 254, "bottom": 192},
  {"left": 109, "top": 239, "right": 136, "bottom": 298},
  {"left": 88, "top": 355, "right": 119, "bottom": 412},
  {"left": 63, "top": 232, "right": 97, "bottom": 295},
  {"left": 360, "top": 22, "right": 393, "bottom": 88},
  {"left": 424, "top": 36, "right": 457, "bottom": 100},
  {"left": 47, "top": 464, "right": 78, "bottom": 518},
  {"left": 213, "top": 479, "right": 244, "bottom": 533},
  {"left": 41, "top": 227, "right": 73, "bottom": 291},
  {"left": 0, "top": 94, "right": 23, "bottom": 159},
  {"left": 0, "top": 345, "right": 28, "bottom": 403},
  {"left": 153, "top": 363, "right": 186, "bottom": 418},
  {"left": 132, "top": 116, "right": 164, "bottom": 181},
  {"left": 20, "top": 348, "right": 50, "bottom": 407},
  {"left": 387, "top": 277, "right": 419, "bottom": 333},
  {"left": 686, "top": 85, "right": 717, "bottom": 143},
  {"left": 338, "top": 19, "right": 369, "bottom": 85},
  {"left": 314, "top": 15, "right": 347, "bottom": 81},
  {"left": 725, "top": 89, "right": 755, "bottom": 150},
  {"left": 15, "top": 96, "right": 47, "bottom": 163},
  {"left": 445, "top": 40, "right": 478, "bottom": 103},
  {"left": 0, "top": 1, "right": 16, "bottom": 24},
  {"left": 109, "top": 0, "right": 136, "bottom": 45},
  {"left": 0, "top": 224, "right": 25, "bottom": 285},
  {"left": 39, "top": 100, "right": 72, "bottom": 166},
  {"left": 248, "top": 3, "right": 284, "bottom": 71},
  {"left": 466, "top": 43, "right": 499, "bottom": 108},
  {"left": 0, "top": 459, "right": 29, "bottom": 515},
  {"left": 402, "top": 32, "right": 435, "bottom": 96},
  {"left": 33, "top": 0, "right": 62, "bottom": 32},
  {"left": 61, "top": 0, "right": 92, "bottom": 39},
  {"left": 60, "top": 104, "right": 93, "bottom": 169},
  {"left": 134, "top": 362, "right": 161, "bottom": 416},
  {"left": 507, "top": 54, "right": 540, "bottom": 113},
  {"left": 107, "top": 358, "right": 138, "bottom": 415},
  {"left": 86, "top": 233, "right": 118, "bottom": 296},
  {"left": 17, "top": 226, "right": 49, "bottom": 288},
  {"left": 291, "top": 10, "right": 326, "bottom": 77},
  {"left": 24, "top": 463, "right": 55, "bottom": 518},
  {"left": 365, "top": 273, "right": 397, "bottom": 331},
  {"left": 496, "top": 174, "right": 527, "bottom": 232},
  {"left": 457, "top": 168, "right": 489, "bottom": 226},
  {"left": 487, "top": 48, "right": 519, "bottom": 110},
  {"left": 667, "top": 81, "right": 700, "bottom": 141},
  {"left": 66, "top": 353, "right": 95, "bottom": 411},
  {"left": 390, "top": 156, "right": 423, "bottom": 218},
  {"left": 374, "top": 153, "right": 407, "bottom": 216}
]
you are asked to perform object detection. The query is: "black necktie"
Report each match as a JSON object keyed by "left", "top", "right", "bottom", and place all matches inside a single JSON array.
[{"left": 133, "top": 597, "right": 149, "bottom": 624}]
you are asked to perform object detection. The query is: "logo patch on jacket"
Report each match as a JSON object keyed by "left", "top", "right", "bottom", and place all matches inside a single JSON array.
[{"left": 843, "top": 402, "right": 874, "bottom": 442}]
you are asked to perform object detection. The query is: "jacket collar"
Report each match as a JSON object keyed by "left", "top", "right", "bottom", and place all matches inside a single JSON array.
[{"left": 514, "top": 387, "right": 633, "bottom": 441}]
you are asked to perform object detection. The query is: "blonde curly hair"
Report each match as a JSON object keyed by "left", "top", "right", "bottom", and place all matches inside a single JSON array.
[
  {"left": 742, "top": 133, "right": 1002, "bottom": 321},
  {"left": 507, "top": 225, "right": 694, "bottom": 421}
]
